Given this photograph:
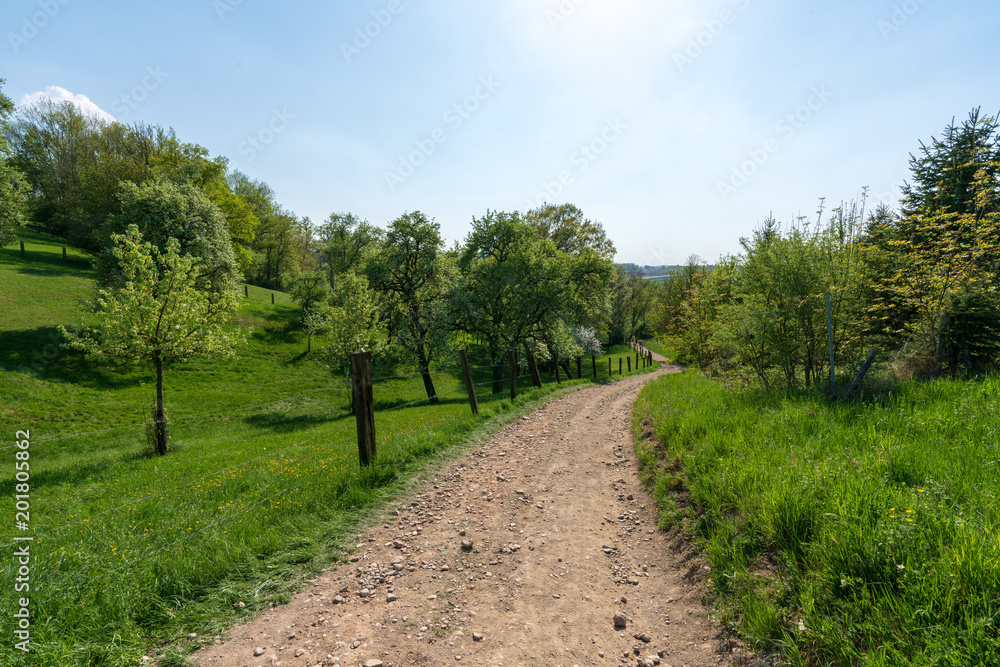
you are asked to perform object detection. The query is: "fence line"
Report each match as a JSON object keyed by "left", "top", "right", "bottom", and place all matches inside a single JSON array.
[
  {"left": 8, "top": 355, "right": 621, "bottom": 571},
  {"left": 0, "top": 369, "right": 496, "bottom": 552}
]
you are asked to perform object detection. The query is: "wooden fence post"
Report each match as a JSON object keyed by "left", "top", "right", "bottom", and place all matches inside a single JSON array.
[
  {"left": 271, "top": 293, "right": 275, "bottom": 304},
  {"left": 62, "top": 247, "right": 67, "bottom": 262},
  {"left": 554, "top": 350, "right": 561, "bottom": 384},
  {"left": 827, "top": 292, "right": 836, "bottom": 397},
  {"left": 619, "top": 358, "right": 622, "bottom": 375},
  {"left": 20, "top": 241, "right": 25, "bottom": 258},
  {"left": 509, "top": 350, "right": 517, "bottom": 400},
  {"left": 244, "top": 285, "right": 248, "bottom": 297},
  {"left": 592, "top": 355, "right": 597, "bottom": 378},
  {"left": 845, "top": 350, "right": 879, "bottom": 400},
  {"left": 527, "top": 351, "right": 542, "bottom": 388},
  {"left": 459, "top": 348, "right": 479, "bottom": 416},
  {"left": 350, "top": 350, "right": 376, "bottom": 467},
  {"left": 627, "top": 357, "right": 632, "bottom": 373},
  {"left": 609, "top": 357, "right": 612, "bottom": 376}
]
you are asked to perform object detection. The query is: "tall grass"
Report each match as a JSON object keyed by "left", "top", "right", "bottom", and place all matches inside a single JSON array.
[{"left": 633, "top": 372, "right": 1000, "bottom": 666}]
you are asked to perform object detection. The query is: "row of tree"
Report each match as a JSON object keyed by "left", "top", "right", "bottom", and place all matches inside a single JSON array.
[
  {"left": 0, "top": 81, "right": 312, "bottom": 289},
  {"left": 652, "top": 108, "right": 1000, "bottom": 388}
]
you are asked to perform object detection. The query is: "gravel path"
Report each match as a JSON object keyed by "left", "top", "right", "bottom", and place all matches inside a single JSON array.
[{"left": 194, "top": 359, "right": 741, "bottom": 667}]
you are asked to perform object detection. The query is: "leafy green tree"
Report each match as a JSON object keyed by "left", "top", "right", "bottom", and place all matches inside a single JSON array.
[
  {"left": 290, "top": 270, "right": 330, "bottom": 322},
  {"left": 453, "top": 210, "right": 613, "bottom": 393},
  {"left": 97, "top": 179, "right": 241, "bottom": 292},
  {"left": 317, "top": 212, "right": 382, "bottom": 289},
  {"left": 525, "top": 203, "right": 617, "bottom": 260},
  {"left": 5, "top": 98, "right": 106, "bottom": 244},
  {"left": 608, "top": 267, "right": 656, "bottom": 343},
  {"left": 0, "top": 79, "right": 27, "bottom": 246},
  {"left": 367, "top": 212, "right": 452, "bottom": 403},
  {"left": 61, "top": 226, "right": 243, "bottom": 455},
  {"left": 310, "top": 272, "right": 387, "bottom": 369}
]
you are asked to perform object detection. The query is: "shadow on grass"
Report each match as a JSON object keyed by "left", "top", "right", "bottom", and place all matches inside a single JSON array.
[
  {"left": 0, "top": 448, "right": 149, "bottom": 495},
  {"left": 243, "top": 410, "right": 348, "bottom": 432},
  {"left": 0, "top": 326, "right": 145, "bottom": 390}
]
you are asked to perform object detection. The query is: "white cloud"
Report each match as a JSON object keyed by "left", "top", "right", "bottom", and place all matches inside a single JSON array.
[{"left": 19, "top": 86, "right": 116, "bottom": 123}]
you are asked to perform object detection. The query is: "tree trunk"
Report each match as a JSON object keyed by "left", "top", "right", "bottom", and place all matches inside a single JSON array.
[
  {"left": 491, "top": 363, "right": 504, "bottom": 395},
  {"left": 153, "top": 354, "right": 169, "bottom": 456},
  {"left": 417, "top": 348, "right": 438, "bottom": 403}
]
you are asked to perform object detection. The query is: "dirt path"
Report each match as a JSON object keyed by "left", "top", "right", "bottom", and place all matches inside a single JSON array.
[{"left": 194, "top": 360, "right": 739, "bottom": 667}]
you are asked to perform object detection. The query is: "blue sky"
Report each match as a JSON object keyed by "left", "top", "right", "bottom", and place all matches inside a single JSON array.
[{"left": 3, "top": 0, "right": 998, "bottom": 265}]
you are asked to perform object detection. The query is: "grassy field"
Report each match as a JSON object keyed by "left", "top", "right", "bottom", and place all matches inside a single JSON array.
[
  {"left": 640, "top": 337, "right": 677, "bottom": 363},
  {"left": 633, "top": 372, "right": 1000, "bottom": 666},
  {"left": 0, "top": 230, "right": 655, "bottom": 666}
]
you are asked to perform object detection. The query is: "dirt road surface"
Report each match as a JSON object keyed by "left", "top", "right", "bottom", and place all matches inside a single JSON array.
[{"left": 194, "top": 361, "right": 741, "bottom": 667}]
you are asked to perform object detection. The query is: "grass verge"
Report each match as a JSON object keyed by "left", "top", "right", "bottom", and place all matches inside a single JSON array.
[{"left": 633, "top": 371, "right": 1000, "bottom": 667}]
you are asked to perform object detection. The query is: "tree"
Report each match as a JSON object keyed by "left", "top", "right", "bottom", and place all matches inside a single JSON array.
[
  {"left": 5, "top": 98, "right": 106, "bottom": 244},
  {"left": 900, "top": 108, "right": 1000, "bottom": 219},
  {"left": 453, "top": 210, "right": 613, "bottom": 393},
  {"left": 61, "top": 226, "right": 243, "bottom": 455},
  {"left": 0, "top": 79, "right": 27, "bottom": 246},
  {"left": 367, "top": 211, "right": 452, "bottom": 403},
  {"left": 525, "top": 203, "right": 617, "bottom": 260},
  {"left": 290, "top": 270, "right": 330, "bottom": 322},
  {"left": 608, "top": 266, "right": 655, "bottom": 343},
  {"left": 310, "top": 272, "right": 387, "bottom": 370},
  {"left": 97, "top": 178, "right": 241, "bottom": 292},
  {"left": 884, "top": 110, "right": 1000, "bottom": 371},
  {"left": 316, "top": 212, "right": 382, "bottom": 289}
]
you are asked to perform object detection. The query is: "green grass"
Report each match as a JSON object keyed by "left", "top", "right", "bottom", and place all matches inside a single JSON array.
[
  {"left": 0, "top": 230, "right": 654, "bottom": 665},
  {"left": 633, "top": 372, "right": 1000, "bottom": 666},
  {"left": 640, "top": 337, "right": 678, "bottom": 362}
]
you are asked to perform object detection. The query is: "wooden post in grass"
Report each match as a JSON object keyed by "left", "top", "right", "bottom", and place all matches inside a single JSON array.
[
  {"left": 619, "top": 358, "right": 622, "bottom": 375},
  {"left": 244, "top": 285, "right": 248, "bottom": 297},
  {"left": 350, "top": 350, "right": 376, "bottom": 466},
  {"left": 627, "top": 357, "right": 631, "bottom": 373},
  {"left": 20, "top": 241, "right": 25, "bottom": 257},
  {"left": 62, "top": 247, "right": 66, "bottom": 262},
  {"left": 459, "top": 348, "right": 479, "bottom": 416},
  {"left": 592, "top": 355, "right": 597, "bottom": 378},
  {"left": 554, "top": 350, "right": 561, "bottom": 384},
  {"left": 845, "top": 350, "right": 878, "bottom": 401},
  {"left": 509, "top": 350, "right": 517, "bottom": 400},
  {"left": 826, "top": 292, "right": 836, "bottom": 397},
  {"left": 608, "top": 357, "right": 612, "bottom": 376},
  {"left": 271, "top": 292, "right": 275, "bottom": 304},
  {"left": 527, "top": 351, "right": 542, "bottom": 388}
]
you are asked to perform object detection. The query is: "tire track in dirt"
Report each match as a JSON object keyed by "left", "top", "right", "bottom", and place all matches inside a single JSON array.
[{"left": 195, "top": 361, "right": 742, "bottom": 667}]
